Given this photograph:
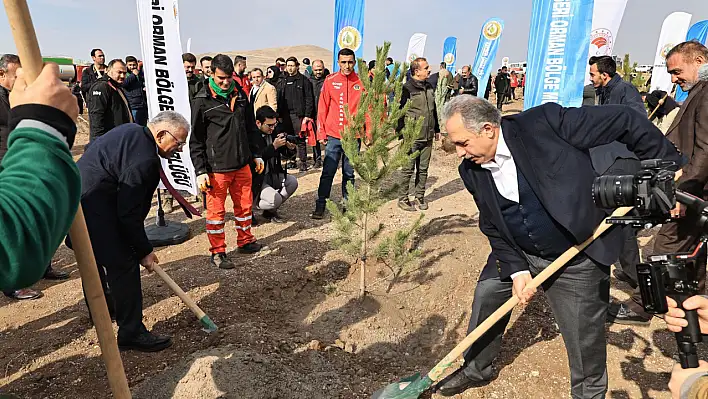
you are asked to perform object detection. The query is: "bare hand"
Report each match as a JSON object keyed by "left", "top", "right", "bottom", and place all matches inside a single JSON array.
[
  {"left": 254, "top": 158, "right": 265, "bottom": 174},
  {"left": 512, "top": 273, "right": 536, "bottom": 305},
  {"left": 669, "top": 360, "right": 708, "bottom": 399},
  {"left": 197, "top": 174, "right": 211, "bottom": 192},
  {"left": 140, "top": 252, "right": 159, "bottom": 272},
  {"left": 670, "top": 203, "right": 685, "bottom": 219},
  {"left": 664, "top": 296, "right": 708, "bottom": 334},
  {"left": 10, "top": 63, "right": 79, "bottom": 122},
  {"left": 273, "top": 136, "right": 287, "bottom": 149}
]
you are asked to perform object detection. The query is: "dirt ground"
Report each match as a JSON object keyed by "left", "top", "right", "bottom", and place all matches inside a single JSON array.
[{"left": 0, "top": 98, "right": 701, "bottom": 399}]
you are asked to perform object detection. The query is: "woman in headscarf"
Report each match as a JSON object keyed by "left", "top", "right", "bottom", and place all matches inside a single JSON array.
[
  {"left": 266, "top": 65, "right": 281, "bottom": 86},
  {"left": 645, "top": 90, "right": 680, "bottom": 134}
]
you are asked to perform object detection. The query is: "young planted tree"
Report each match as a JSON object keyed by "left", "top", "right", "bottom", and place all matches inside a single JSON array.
[{"left": 328, "top": 42, "right": 425, "bottom": 298}]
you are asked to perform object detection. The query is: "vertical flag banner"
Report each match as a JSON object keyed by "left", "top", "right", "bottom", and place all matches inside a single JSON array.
[
  {"left": 137, "top": 0, "right": 197, "bottom": 195},
  {"left": 472, "top": 18, "right": 505, "bottom": 100},
  {"left": 584, "top": 0, "right": 628, "bottom": 84},
  {"left": 332, "top": 0, "right": 365, "bottom": 72},
  {"left": 524, "top": 0, "right": 594, "bottom": 110},
  {"left": 186, "top": 37, "right": 192, "bottom": 53},
  {"left": 650, "top": 12, "right": 692, "bottom": 93},
  {"left": 675, "top": 20, "right": 708, "bottom": 101},
  {"left": 442, "top": 36, "right": 457, "bottom": 73},
  {"left": 406, "top": 33, "right": 427, "bottom": 63}
]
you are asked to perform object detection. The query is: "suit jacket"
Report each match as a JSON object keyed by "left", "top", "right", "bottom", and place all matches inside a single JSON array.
[
  {"left": 252, "top": 81, "right": 278, "bottom": 116},
  {"left": 459, "top": 103, "right": 683, "bottom": 281},
  {"left": 665, "top": 77, "right": 708, "bottom": 196}
]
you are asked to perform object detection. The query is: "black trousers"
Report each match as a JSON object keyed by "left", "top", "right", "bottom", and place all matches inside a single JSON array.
[
  {"left": 496, "top": 92, "right": 505, "bottom": 110},
  {"left": 85, "top": 261, "right": 146, "bottom": 342},
  {"left": 463, "top": 254, "right": 610, "bottom": 399}
]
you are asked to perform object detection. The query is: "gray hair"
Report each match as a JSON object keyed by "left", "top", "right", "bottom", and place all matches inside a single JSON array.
[
  {"left": 150, "top": 111, "right": 190, "bottom": 132},
  {"left": 441, "top": 95, "right": 501, "bottom": 133},
  {"left": 0, "top": 54, "right": 20, "bottom": 71}
]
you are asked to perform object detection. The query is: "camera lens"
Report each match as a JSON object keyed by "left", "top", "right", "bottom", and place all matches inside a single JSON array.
[{"left": 592, "top": 175, "right": 636, "bottom": 208}]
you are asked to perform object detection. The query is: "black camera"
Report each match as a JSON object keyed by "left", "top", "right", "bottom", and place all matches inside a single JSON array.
[
  {"left": 592, "top": 159, "right": 708, "bottom": 369},
  {"left": 280, "top": 133, "right": 304, "bottom": 144}
]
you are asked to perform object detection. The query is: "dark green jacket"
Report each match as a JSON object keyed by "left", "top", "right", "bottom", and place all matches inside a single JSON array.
[
  {"left": 0, "top": 105, "right": 81, "bottom": 290},
  {"left": 397, "top": 78, "right": 439, "bottom": 141}
]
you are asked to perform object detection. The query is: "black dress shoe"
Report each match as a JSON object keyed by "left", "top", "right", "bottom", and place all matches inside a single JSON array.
[
  {"left": 263, "top": 210, "right": 285, "bottom": 223},
  {"left": 435, "top": 368, "right": 487, "bottom": 396},
  {"left": 607, "top": 303, "right": 651, "bottom": 326},
  {"left": 118, "top": 331, "right": 172, "bottom": 352},
  {"left": 238, "top": 241, "right": 263, "bottom": 254},
  {"left": 44, "top": 267, "right": 71, "bottom": 280},
  {"left": 612, "top": 269, "right": 638, "bottom": 288}
]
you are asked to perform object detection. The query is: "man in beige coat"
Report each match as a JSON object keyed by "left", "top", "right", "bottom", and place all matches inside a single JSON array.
[{"left": 250, "top": 68, "right": 277, "bottom": 116}]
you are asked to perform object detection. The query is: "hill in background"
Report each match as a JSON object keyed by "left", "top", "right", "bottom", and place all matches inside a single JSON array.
[{"left": 198, "top": 45, "right": 333, "bottom": 72}]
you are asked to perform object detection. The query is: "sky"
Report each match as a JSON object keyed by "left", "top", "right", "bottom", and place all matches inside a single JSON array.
[{"left": 0, "top": 0, "right": 706, "bottom": 67}]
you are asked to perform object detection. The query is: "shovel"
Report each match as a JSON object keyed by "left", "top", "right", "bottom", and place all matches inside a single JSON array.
[
  {"left": 371, "top": 206, "right": 633, "bottom": 399},
  {"left": 153, "top": 265, "right": 218, "bottom": 333}
]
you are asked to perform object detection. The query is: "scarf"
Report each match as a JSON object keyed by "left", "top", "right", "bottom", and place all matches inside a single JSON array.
[{"left": 209, "top": 77, "right": 235, "bottom": 99}]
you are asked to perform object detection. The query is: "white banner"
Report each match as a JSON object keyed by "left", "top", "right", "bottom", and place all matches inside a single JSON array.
[
  {"left": 406, "top": 33, "right": 427, "bottom": 63},
  {"left": 585, "top": 0, "right": 629, "bottom": 84},
  {"left": 651, "top": 12, "right": 692, "bottom": 93},
  {"left": 137, "top": 0, "right": 197, "bottom": 195}
]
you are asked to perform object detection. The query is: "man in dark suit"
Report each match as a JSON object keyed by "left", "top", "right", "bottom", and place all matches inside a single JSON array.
[
  {"left": 615, "top": 40, "right": 708, "bottom": 325},
  {"left": 434, "top": 95, "right": 682, "bottom": 398},
  {"left": 68, "top": 111, "right": 189, "bottom": 352}
]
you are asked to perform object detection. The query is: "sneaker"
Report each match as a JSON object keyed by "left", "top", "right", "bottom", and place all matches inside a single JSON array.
[
  {"left": 299, "top": 162, "right": 309, "bottom": 172},
  {"left": 210, "top": 253, "right": 235, "bottom": 270},
  {"left": 398, "top": 199, "right": 416, "bottom": 212},
  {"left": 311, "top": 203, "right": 326, "bottom": 219},
  {"left": 313, "top": 159, "right": 323, "bottom": 168},
  {"left": 163, "top": 196, "right": 174, "bottom": 214},
  {"left": 238, "top": 241, "right": 263, "bottom": 254},
  {"left": 416, "top": 198, "right": 429, "bottom": 211},
  {"left": 263, "top": 210, "right": 285, "bottom": 223},
  {"left": 606, "top": 303, "right": 651, "bottom": 326}
]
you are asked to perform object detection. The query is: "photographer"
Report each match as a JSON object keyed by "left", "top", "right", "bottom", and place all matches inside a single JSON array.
[
  {"left": 665, "top": 296, "right": 708, "bottom": 398},
  {"left": 251, "top": 106, "right": 298, "bottom": 223}
]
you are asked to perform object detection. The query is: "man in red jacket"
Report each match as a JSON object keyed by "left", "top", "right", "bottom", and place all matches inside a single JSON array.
[
  {"left": 233, "top": 55, "right": 252, "bottom": 99},
  {"left": 311, "top": 48, "right": 363, "bottom": 219}
]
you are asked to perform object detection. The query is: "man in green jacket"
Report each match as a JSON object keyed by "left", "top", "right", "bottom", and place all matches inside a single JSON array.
[
  {"left": 0, "top": 63, "right": 81, "bottom": 291},
  {"left": 396, "top": 57, "right": 439, "bottom": 212}
]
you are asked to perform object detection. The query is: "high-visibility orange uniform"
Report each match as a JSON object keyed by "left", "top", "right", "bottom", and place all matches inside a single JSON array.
[{"left": 190, "top": 79, "right": 261, "bottom": 254}]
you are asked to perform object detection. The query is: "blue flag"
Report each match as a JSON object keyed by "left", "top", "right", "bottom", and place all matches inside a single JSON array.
[
  {"left": 332, "top": 0, "right": 365, "bottom": 72},
  {"left": 524, "top": 0, "right": 593, "bottom": 109},
  {"left": 472, "top": 18, "right": 504, "bottom": 98},
  {"left": 675, "top": 20, "right": 708, "bottom": 102},
  {"left": 442, "top": 37, "right": 457, "bottom": 73}
]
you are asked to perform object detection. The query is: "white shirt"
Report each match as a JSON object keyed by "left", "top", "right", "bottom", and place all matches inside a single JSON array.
[{"left": 480, "top": 128, "right": 530, "bottom": 279}]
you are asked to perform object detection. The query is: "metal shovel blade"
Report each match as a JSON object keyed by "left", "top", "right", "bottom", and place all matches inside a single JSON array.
[{"left": 370, "top": 373, "right": 434, "bottom": 399}]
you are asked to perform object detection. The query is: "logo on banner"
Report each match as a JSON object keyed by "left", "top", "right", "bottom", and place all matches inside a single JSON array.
[
  {"left": 590, "top": 28, "right": 613, "bottom": 56},
  {"left": 444, "top": 53, "right": 455, "bottom": 65},
  {"left": 660, "top": 43, "right": 675, "bottom": 60},
  {"left": 338, "top": 26, "right": 362, "bottom": 51},
  {"left": 409, "top": 53, "right": 419, "bottom": 62},
  {"left": 501, "top": 57, "right": 510, "bottom": 67},
  {"left": 483, "top": 21, "right": 502, "bottom": 40}
]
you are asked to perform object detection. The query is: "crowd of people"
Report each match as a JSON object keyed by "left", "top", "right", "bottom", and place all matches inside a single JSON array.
[{"left": 2, "top": 37, "right": 708, "bottom": 398}]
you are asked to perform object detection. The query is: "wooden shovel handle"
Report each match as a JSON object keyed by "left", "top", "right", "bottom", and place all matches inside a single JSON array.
[
  {"left": 153, "top": 265, "right": 207, "bottom": 319},
  {"left": 2, "top": 1, "right": 131, "bottom": 398},
  {"left": 426, "top": 206, "right": 634, "bottom": 382}
]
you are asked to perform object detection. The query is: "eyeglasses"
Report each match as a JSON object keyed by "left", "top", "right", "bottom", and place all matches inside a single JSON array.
[
  {"left": 264, "top": 122, "right": 278, "bottom": 129},
  {"left": 163, "top": 130, "right": 186, "bottom": 149}
]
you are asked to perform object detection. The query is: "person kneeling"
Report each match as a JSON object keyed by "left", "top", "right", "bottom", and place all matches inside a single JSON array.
[{"left": 252, "top": 106, "right": 298, "bottom": 223}]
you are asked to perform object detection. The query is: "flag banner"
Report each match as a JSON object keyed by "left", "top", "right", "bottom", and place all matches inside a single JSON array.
[
  {"left": 650, "top": 12, "right": 692, "bottom": 93},
  {"left": 406, "top": 33, "right": 427, "bottom": 63},
  {"left": 524, "top": 0, "right": 593, "bottom": 109},
  {"left": 137, "top": 0, "right": 197, "bottom": 195},
  {"left": 675, "top": 20, "right": 708, "bottom": 101},
  {"left": 584, "top": 0, "right": 628, "bottom": 84},
  {"left": 472, "top": 18, "right": 505, "bottom": 100},
  {"left": 442, "top": 36, "right": 457, "bottom": 73},
  {"left": 333, "top": 0, "right": 365, "bottom": 72}
]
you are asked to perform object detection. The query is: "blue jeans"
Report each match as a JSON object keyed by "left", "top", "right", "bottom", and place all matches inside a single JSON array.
[{"left": 316, "top": 137, "right": 358, "bottom": 207}]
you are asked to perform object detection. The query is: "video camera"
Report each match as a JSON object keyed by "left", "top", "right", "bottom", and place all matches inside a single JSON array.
[{"left": 593, "top": 159, "right": 708, "bottom": 369}]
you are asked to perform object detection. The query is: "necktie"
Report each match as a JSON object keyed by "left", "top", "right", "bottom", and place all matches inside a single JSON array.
[{"left": 159, "top": 168, "right": 201, "bottom": 218}]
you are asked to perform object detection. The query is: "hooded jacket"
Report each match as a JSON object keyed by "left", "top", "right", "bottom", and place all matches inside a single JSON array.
[
  {"left": 190, "top": 81, "right": 261, "bottom": 175},
  {"left": 397, "top": 77, "right": 439, "bottom": 141},
  {"left": 87, "top": 75, "right": 133, "bottom": 141},
  {"left": 316, "top": 71, "right": 364, "bottom": 140}
]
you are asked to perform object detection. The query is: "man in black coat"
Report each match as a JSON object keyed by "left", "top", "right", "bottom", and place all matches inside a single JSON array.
[
  {"left": 251, "top": 106, "right": 298, "bottom": 223},
  {"left": 69, "top": 111, "right": 189, "bottom": 352},
  {"left": 458, "top": 65, "right": 478, "bottom": 97},
  {"left": 123, "top": 56, "right": 148, "bottom": 126},
  {"left": 493, "top": 67, "right": 510, "bottom": 110},
  {"left": 80, "top": 48, "right": 106, "bottom": 101},
  {"left": 435, "top": 96, "right": 682, "bottom": 398},
  {"left": 87, "top": 59, "right": 133, "bottom": 141},
  {"left": 310, "top": 59, "right": 328, "bottom": 168},
  {"left": 277, "top": 56, "right": 314, "bottom": 172}
]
